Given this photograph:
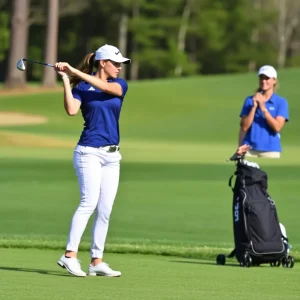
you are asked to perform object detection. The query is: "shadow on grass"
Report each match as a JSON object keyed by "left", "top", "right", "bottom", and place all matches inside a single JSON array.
[
  {"left": 169, "top": 260, "right": 240, "bottom": 267},
  {"left": 0, "top": 266, "right": 74, "bottom": 277}
]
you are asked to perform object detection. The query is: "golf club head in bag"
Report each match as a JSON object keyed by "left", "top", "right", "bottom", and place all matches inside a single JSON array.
[{"left": 16, "top": 58, "right": 54, "bottom": 71}]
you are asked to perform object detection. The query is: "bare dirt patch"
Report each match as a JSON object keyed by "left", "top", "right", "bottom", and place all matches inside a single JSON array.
[
  {"left": 0, "top": 112, "right": 48, "bottom": 126},
  {"left": 0, "top": 131, "right": 73, "bottom": 148},
  {"left": 0, "top": 87, "right": 63, "bottom": 96}
]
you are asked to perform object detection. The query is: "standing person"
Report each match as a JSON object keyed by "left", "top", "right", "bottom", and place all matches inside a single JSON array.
[
  {"left": 238, "top": 65, "right": 289, "bottom": 158},
  {"left": 55, "top": 44, "right": 131, "bottom": 277}
]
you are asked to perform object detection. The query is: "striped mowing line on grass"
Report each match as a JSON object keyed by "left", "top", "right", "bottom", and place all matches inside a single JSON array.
[{"left": 0, "top": 238, "right": 299, "bottom": 262}]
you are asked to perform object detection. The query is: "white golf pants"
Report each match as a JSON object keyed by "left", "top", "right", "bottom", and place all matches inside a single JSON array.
[{"left": 66, "top": 145, "right": 121, "bottom": 258}]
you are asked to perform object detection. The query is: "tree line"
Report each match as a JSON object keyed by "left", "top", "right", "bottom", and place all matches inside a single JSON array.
[{"left": 1, "top": 0, "right": 300, "bottom": 88}]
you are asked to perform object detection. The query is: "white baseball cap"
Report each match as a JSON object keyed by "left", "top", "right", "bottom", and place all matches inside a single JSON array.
[
  {"left": 258, "top": 65, "right": 277, "bottom": 78},
  {"left": 95, "top": 44, "right": 131, "bottom": 64}
]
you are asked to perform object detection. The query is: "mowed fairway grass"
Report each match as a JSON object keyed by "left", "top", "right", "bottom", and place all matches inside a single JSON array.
[
  {"left": 1, "top": 249, "right": 300, "bottom": 300},
  {"left": 0, "top": 69, "right": 300, "bottom": 299}
]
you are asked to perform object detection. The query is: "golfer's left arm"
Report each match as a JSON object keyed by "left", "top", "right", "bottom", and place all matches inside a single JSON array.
[
  {"left": 74, "top": 70, "right": 122, "bottom": 97},
  {"left": 263, "top": 111, "right": 285, "bottom": 133},
  {"left": 261, "top": 101, "right": 289, "bottom": 133}
]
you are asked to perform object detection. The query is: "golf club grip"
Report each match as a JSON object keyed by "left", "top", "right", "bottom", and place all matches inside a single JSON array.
[{"left": 23, "top": 59, "right": 54, "bottom": 67}]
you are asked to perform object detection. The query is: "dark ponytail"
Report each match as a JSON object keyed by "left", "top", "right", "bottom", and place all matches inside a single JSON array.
[
  {"left": 88, "top": 54, "right": 96, "bottom": 74},
  {"left": 70, "top": 53, "right": 99, "bottom": 87}
]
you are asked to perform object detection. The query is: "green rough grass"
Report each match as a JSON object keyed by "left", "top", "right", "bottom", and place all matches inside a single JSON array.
[
  {"left": 1, "top": 68, "right": 300, "bottom": 145},
  {"left": 1, "top": 237, "right": 300, "bottom": 263}
]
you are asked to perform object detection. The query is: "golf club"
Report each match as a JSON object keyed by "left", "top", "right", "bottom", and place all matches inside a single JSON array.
[{"left": 16, "top": 58, "right": 54, "bottom": 71}]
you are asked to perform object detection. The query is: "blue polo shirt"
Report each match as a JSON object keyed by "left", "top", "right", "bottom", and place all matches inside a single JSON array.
[
  {"left": 240, "top": 93, "right": 289, "bottom": 152},
  {"left": 72, "top": 76, "right": 128, "bottom": 148}
]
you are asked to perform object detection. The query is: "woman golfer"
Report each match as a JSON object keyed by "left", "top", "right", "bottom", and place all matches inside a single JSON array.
[
  {"left": 238, "top": 65, "right": 289, "bottom": 158},
  {"left": 55, "top": 44, "right": 130, "bottom": 277}
]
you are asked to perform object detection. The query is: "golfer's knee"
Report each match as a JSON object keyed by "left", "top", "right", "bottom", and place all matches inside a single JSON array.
[
  {"left": 77, "top": 198, "right": 98, "bottom": 214},
  {"left": 98, "top": 208, "right": 112, "bottom": 224}
]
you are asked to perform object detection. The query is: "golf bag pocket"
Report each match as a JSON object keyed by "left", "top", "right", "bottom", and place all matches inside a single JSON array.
[{"left": 245, "top": 196, "right": 284, "bottom": 255}]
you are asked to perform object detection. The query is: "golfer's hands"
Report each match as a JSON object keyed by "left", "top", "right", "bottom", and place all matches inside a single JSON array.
[
  {"left": 252, "top": 92, "right": 265, "bottom": 108},
  {"left": 54, "top": 62, "right": 77, "bottom": 76},
  {"left": 55, "top": 69, "right": 68, "bottom": 77}
]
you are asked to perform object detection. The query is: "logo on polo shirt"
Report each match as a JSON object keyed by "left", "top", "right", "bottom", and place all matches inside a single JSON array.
[
  {"left": 88, "top": 86, "right": 95, "bottom": 91},
  {"left": 269, "top": 107, "right": 275, "bottom": 110}
]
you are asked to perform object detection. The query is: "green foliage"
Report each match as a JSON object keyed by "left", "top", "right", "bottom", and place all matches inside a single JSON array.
[
  {"left": 0, "top": 11, "right": 9, "bottom": 62},
  {"left": 167, "top": 38, "right": 199, "bottom": 76},
  {"left": 0, "top": 0, "right": 296, "bottom": 81},
  {"left": 28, "top": 46, "right": 43, "bottom": 79},
  {"left": 87, "top": 36, "right": 106, "bottom": 53},
  {"left": 197, "top": 2, "right": 229, "bottom": 51},
  {"left": 287, "top": 54, "right": 300, "bottom": 68}
]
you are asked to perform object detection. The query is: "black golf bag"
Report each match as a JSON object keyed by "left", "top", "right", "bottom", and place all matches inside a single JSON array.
[{"left": 216, "top": 150, "right": 294, "bottom": 268}]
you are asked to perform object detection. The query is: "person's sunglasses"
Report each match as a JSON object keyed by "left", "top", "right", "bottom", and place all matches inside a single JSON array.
[
  {"left": 259, "top": 75, "right": 271, "bottom": 80},
  {"left": 108, "top": 60, "right": 121, "bottom": 67}
]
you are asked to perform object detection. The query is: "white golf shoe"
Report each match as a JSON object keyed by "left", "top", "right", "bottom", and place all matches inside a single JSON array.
[
  {"left": 88, "top": 262, "right": 121, "bottom": 277},
  {"left": 57, "top": 255, "right": 86, "bottom": 277}
]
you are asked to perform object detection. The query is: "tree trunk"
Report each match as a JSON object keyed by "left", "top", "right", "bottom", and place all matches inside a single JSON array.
[
  {"left": 118, "top": 10, "right": 128, "bottom": 79},
  {"left": 277, "top": 0, "right": 286, "bottom": 68},
  {"left": 175, "top": 0, "right": 192, "bottom": 77},
  {"left": 4, "top": 0, "right": 30, "bottom": 89},
  {"left": 248, "top": 0, "right": 261, "bottom": 72},
  {"left": 130, "top": 1, "right": 140, "bottom": 81},
  {"left": 42, "top": 0, "right": 59, "bottom": 87},
  {"left": 277, "top": 0, "right": 299, "bottom": 68}
]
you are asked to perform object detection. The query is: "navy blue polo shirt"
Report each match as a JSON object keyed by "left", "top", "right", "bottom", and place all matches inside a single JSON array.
[
  {"left": 240, "top": 93, "right": 289, "bottom": 152},
  {"left": 72, "top": 76, "right": 128, "bottom": 148}
]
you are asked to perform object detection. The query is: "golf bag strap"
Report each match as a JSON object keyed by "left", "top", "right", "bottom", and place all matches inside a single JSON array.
[
  {"left": 282, "top": 235, "right": 289, "bottom": 243},
  {"left": 227, "top": 249, "right": 236, "bottom": 258},
  {"left": 228, "top": 175, "right": 234, "bottom": 191}
]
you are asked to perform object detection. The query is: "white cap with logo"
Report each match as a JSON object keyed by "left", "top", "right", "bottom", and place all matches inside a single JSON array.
[
  {"left": 95, "top": 44, "right": 131, "bottom": 64},
  {"left": 258, "top": 65, "right": 277, "bottom": 78}
]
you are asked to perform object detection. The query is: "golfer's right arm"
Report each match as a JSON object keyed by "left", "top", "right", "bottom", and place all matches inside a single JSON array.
[
  {"left": 240, "top": 106, "right": 256, "bottom": 132},
  {"left": 62, "top": 76, "right": 81, "bottom": 116},
  {"left": 238, "top": 97, "right": 257, "bottom": 146},
  {"left": 238, "top": 109, "right": 256, "bottom": 146},
  {"left": 238, "top": 128, "right": 247, "bottom": 146}
]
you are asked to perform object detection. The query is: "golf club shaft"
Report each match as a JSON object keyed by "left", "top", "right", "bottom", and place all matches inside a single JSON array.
[{"left": 23, "top": 58, "right": 54, "bottom": 68}]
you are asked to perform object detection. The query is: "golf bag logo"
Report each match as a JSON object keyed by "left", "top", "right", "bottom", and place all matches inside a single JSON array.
[{"left": 234, "top": 196, "right": 240, "bottom": 222}]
